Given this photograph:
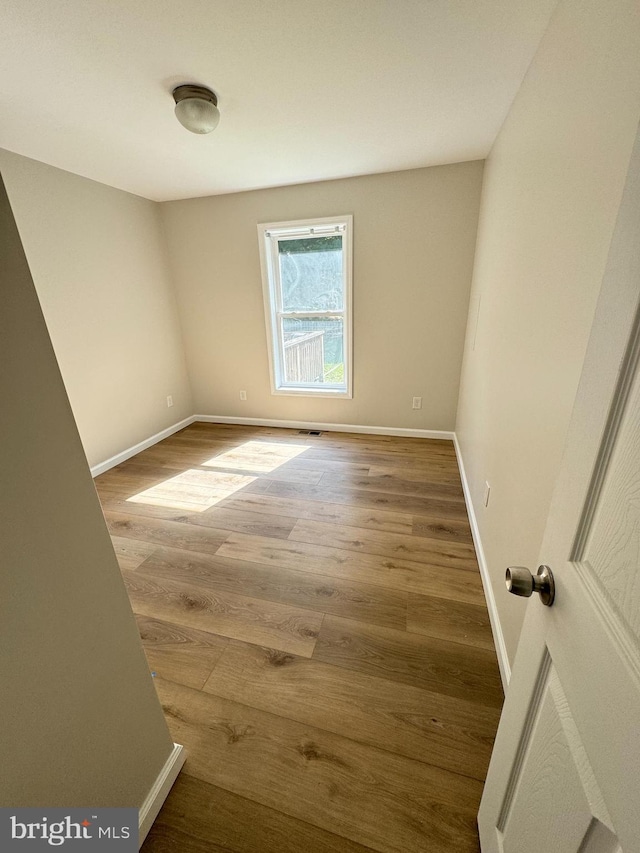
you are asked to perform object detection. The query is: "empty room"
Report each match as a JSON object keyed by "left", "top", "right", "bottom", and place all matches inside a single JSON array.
[{"left": 2, "top": 1, "right": 640, "bottom": 851}]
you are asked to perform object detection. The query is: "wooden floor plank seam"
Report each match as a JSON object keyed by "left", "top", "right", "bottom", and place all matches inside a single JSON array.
[
  {"left": 197, "top": 636, "right": 498, "bottom": 784},
  {"left": 154, "top": 676, "right": 483, "bottom": 853},
  {"left": 132, "top": 612, "right": 499, "bottom": 782}
]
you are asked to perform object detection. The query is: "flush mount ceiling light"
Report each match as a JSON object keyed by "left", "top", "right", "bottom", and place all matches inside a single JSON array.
[{"left": 172, "top": 84, "right": 220, "bottom": 134}]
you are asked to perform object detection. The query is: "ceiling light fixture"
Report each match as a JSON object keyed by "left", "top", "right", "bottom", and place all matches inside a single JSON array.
[{"left": 172, "top": 84, "right": 220, "bottom": 134}]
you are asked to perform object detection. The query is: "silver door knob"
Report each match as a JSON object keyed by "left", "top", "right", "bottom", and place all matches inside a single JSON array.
[{"left": 506, "top": 565, "right": 555, "bottom": 606}]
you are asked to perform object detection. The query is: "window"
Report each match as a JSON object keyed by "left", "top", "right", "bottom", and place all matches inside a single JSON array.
[{"left": 258, "top": 215, "right": 353, "bottom": 397}]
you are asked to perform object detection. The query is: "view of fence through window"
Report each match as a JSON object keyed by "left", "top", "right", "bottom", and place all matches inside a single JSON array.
[{"left": 278, "top": 236, "right": 345, "bottom": 385}]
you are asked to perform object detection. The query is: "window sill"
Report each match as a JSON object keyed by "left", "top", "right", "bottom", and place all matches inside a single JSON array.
[{"left": 271, "top": 386, "right": 352, "bottom": 399}]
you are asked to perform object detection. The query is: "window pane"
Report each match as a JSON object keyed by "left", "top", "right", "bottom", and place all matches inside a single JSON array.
[
  {"left": 281, "top": 317, "right": 345, "bottom": 386},
  {"left": 279, "top": 235, "right": 343, "bottom": 312}
]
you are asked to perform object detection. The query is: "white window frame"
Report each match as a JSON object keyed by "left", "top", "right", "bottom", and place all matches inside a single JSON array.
[{"left": 257, "top": 215, "right": 353, "bottom": 398}]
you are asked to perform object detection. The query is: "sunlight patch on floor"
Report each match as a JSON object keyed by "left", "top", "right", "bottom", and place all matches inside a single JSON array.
[
  {"left": 126, "top": 468, "right": 256, "bottom": 512},
  {"left": 203, "top": 440, "right": 309, "bottom": 473}
]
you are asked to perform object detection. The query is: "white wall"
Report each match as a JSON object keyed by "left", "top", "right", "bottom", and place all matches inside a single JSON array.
[
  {"left": 0, "top": 173, "right": 174, "bottom": 806},
  {"left": 160, "top": 163, "right": 483, "bottom": 431},
  {"left": 456, "top": 0, "right": 640, "bottom": 667},
  {"left": 0, "top": 148, "right": 192, "bottom": 469}
]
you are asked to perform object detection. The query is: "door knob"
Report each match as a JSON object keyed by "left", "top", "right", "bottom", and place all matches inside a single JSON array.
[{"left": 506, "top": 565, "right": 555, "bottom": 606}]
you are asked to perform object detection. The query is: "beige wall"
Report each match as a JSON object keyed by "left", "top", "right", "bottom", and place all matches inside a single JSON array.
[
  {"left": 0, "top": 174, "right": 173, "bottom": 805},
  {"left": 0, "top": 149, "right": 192, "bottom": 469},
  {"left": 160, "top": 163, "right": 483, "bottom": 431},
  {"left": 456, "top": 0, "right": 640, "bottom": 667}
]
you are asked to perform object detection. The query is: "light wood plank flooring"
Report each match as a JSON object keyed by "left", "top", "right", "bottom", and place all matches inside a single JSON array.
[{"left": 95, "top": 423, "right": 503, "bottom": 853}]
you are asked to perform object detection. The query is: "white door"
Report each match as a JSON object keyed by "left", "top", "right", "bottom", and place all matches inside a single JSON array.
[{"left": 478, "top": 123, "right": 640, "bottom": 853}]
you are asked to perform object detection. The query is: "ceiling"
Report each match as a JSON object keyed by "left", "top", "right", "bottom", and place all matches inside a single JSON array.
[{"left": 0, "top": 0, "right": 557, "bottom": 202}]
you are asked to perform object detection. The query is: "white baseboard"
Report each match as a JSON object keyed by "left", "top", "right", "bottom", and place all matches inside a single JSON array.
[
  {"left": 90, "top": 415, "right": 454, "bottom": 477},
  {"left": 90, "top": 416, "right": 196, "bottom": 477},
  {"left": 453, "top": 434, "right": 511, "bottom": 691},
  {"left": 194, "top": 414, "right": 455, "bottom": 441},
  {"left": 138, "top": 742, "right": 186, "bottom": 846}
]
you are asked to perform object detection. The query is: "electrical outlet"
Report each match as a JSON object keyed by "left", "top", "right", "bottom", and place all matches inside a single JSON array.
[
  {"left": 412, "top": 396, "right": 422, "bottom": 410},
  {"left": 166, "top": 395, "right": 173, "bottom": 408},
  {"left": 484, "top": 481, "right": 491, "bottom": 507},
  {"left": 239, "top": 390, "right": 247, "bottom": 401}
]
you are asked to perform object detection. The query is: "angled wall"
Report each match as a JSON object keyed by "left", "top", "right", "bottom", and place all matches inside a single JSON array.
[{"left": 0, "top": 174, "right": 174, "bottom": 806}]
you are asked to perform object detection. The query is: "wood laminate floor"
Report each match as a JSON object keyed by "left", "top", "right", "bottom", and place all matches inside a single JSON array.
[{"left": 95, "top": 423, "right": 503, "bottom": 853}]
